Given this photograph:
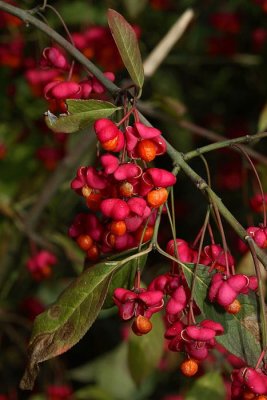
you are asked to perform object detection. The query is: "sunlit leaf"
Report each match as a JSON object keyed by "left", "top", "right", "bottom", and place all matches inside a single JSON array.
[
  {"left": 182, "top": 263, "right": 261, "bottom": 365},
  {"left": 108, "top": 9, "right": 144, "bottom": 89},
  {"left": 20, "top": 250, "right": 150, "bottom": 390},
  {"left": 185, "top": 371, "right": 226, "bottom": 400},
  {"left": 45, "top": 100, "right": 119, "bottom": 133},
  {"left": 127, "top": 312, "right": 165, "bottom": 385}
]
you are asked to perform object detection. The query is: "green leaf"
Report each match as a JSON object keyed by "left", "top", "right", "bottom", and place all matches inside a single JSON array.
[
  {"left": 74, "top": 385, "right": 114, "bottom": 400},
  {"left": 182, "top": 264, "right": 261, "bottom": 365},
  {"left": 107, "top": 9, "right": 144, "bottom": 89},
  {"left": 103, "top": 251, "right": 148, "bottom": 308},
  {"left": 45, "top": 100, "right": 119, "bottom": 133},
  {"left": 20, "top": 249, "right": 150, "bottom": 390},
  {"left": 127, "top": 312, "right": 165, "bottom": 385},
  {"left": 258, "top": 103, "right": 267, "bottom": 132},
  {"left": 69, "top": 343, "right": 136, "bottom": 399},
  {"left": 122, "top": 0, "right": 148, "bottom": 19},
  {"left": 185, "top": 371, "right": 226, "bottom": 400}
]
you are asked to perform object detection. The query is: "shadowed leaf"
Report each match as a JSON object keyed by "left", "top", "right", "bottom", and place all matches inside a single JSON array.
[
  {"left": 185, "top": 371, "right": 226, "bottom": 400},
  {"left": 127, "top": 312, "right": 165, "bottom": 385},
  {"left": 69, "top": 344, "right": 136, "bottom": 399},
  {"left": 20, "top": 249, "right": 150, "bottom": 390},
  {"left": 103, "top": 251, "right": 148, "bottom": 308},
  {"left": 45, "top": 100, "right": 119, "bottom": 133},
  {"left": 108, "top": 9, "right": 144, "bottom": 89},
  {"left": 122, "top": 0, "right": 148, "bottom": 19}
]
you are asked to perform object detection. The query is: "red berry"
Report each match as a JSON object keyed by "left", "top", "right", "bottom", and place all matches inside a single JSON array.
[
  {"left": 135, "top": 226, "right": 154, "bottom": 243},
  {"left": 86, "top": 192, "right": 102, "bottom": 211},
  {"left": 108, "top": 233, "right": 116, "bottom": 247},
  {"left": 119, "top": 181, "right": 134, "bottom": 197},
  {"left": 76, "top": 234, "right": 93, "bottom": 251},
  {"left": 87, "top": 245, "right": 99, "bottom": 261},
  {"left": 110, "top": 220, "right": 127, "bottom": 236},
  {"left": 82, "top": 185, "right": 92, "bottom": 198},
  {"left": 225, "top": 299, "right": 241, "bottom": 314},
  {"left": 131, "top": 315, "right": 152, "bottom": 336},
  {"left": 137, "top": 139, "right": 157, "bottom": 162},
  {"left": 180, "top": 359, "right": 198, "bottom": 377},
  {"left": 101, "top": 136, "right": 119, "bottom": 151},
  {"left": 39, "top": 264, "right": 52, "bottom": 279},
  {"left": 243, "top": 392, "right": 256, "bottom": 400},
  {"left": 147, "top": 188, "right": 168, "bottom": 208}
]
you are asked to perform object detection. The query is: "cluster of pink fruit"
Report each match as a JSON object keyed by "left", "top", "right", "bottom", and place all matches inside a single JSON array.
[
  {"left": 113, "top": 234, "right": 259, "bottom": 385},
  {"left": 69, "top": 117, "right": 176, "bottom": 260},
  {"left": 38, "top": 46, "right": 115, "bottom": 113}
]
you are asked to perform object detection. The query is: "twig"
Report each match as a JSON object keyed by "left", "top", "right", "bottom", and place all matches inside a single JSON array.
[
  {"left": 139, "top": 113, "right": 267, "bottom": 269},
  {"left": 143, "top": 9, "right": 194, "bottom": 78},
  {"left": 136, "top": 102, "right": 267, "bottom": 167},
  {"left": 181, "top": 120, "right": 267, "bottom": 167}
]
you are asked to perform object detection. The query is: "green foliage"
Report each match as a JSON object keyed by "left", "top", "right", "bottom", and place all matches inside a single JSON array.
[
  {"left": 69, "top": 343, "right": 136, "bottom": 399},
  {"left": 108, "top": 9, "right": 144, "bottom": 90},
  {"left": 74, "top": 386, "right": 114, "bottom": 400},
  {"left": 127, "top": 312, "right": 165, "bottom": 385},
  {"left": 45, "top": 100, "right": 120, "bottom": 133},
  {"left": 20, "top": 251, "right": 150, "bottom": 390},
  {"left": 185, "top": 371, "right": 226, "bottom": 400},
  {"left": 122, "top": 0, "right": 148, "bottom": 19},
  {"left": 103, "top": 250, "right": 148, "bottom": 308}
]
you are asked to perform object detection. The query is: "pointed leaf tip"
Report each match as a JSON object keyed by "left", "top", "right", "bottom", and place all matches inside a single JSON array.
[{"left": 107, "top": 9, "right": 144, "bottom": 89}]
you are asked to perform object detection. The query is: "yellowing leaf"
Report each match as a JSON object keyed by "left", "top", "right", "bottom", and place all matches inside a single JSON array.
[{"left": 20, "top": 249, "right": 151, "bottom": 390}]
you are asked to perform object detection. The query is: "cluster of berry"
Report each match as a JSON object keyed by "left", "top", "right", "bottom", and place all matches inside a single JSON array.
[
  {"left": 112, "top": 234, "right": 259, "bottom": 378},
  {"left": 36, "top": 46, "right": 115, "bottom": 113},
  {"left": 232, "top": 367, "right": 267, "bottom": 399},
  {"left": 69, "top": 116, "right": 176, "bottom": 260}
]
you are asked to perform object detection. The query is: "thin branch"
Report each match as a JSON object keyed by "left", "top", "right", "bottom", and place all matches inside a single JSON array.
[
  {"left": 137, "top": 102, "right": 267, "bottom": 167},
  {"left": 140, "top": 112, "right": 267, "bottom": 269},
  {"left": 143, "top": 9, "right": 194, "bottom": 78},
  {"left": 181, "top": 120, "right": 267, "bottom": 167}
]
